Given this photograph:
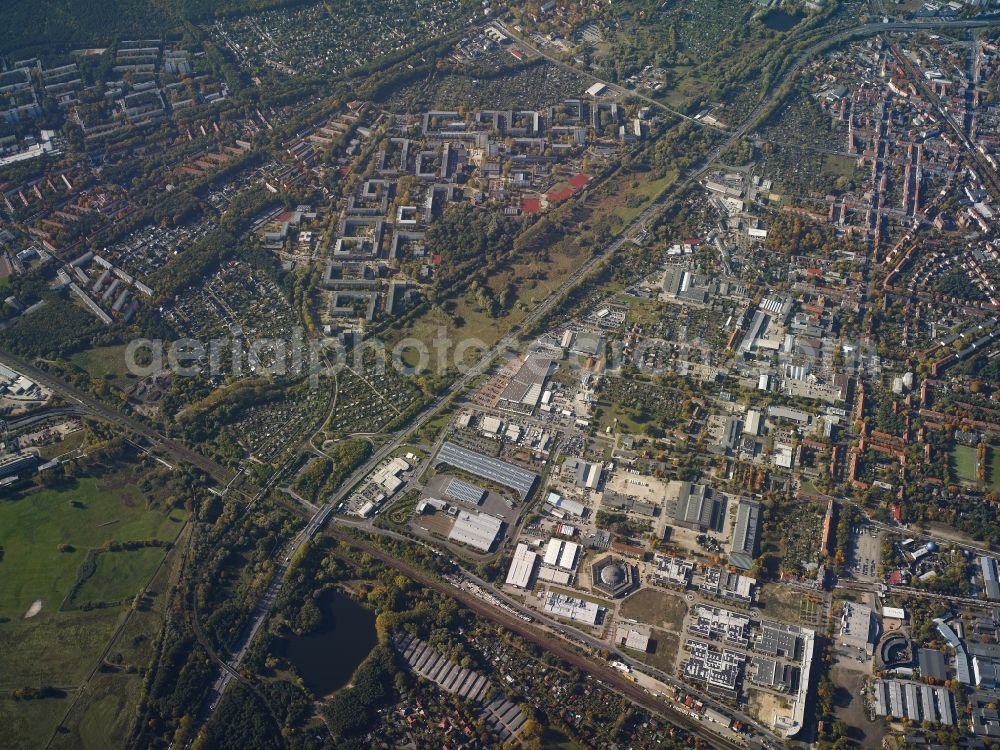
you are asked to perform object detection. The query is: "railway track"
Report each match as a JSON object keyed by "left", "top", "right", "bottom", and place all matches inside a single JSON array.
[
  {"left": 330, "top": 529, "right": 749, "bottom": 750},
  {"left": 0, "top": 349, "right": 240, "bottom": 489}
]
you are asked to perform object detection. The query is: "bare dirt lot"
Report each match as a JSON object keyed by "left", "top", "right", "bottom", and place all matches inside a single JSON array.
[
  {"left": 642, "top": 628, "right": 680, "bottom": 673},
  {"left": 749, "top": 689, "right": 793, "bottom": 729},
  {"left": 619, "top": 587, "right": 688, "bottom": 631},
  {"left": 829, "top": 665, "right": 884, "bottom": 749},
  {"left": 756, "top": 585, "right": 826, "bottom": 628},
  {"left": 411, "top": 508, "right": 454, "bottom": 538}
]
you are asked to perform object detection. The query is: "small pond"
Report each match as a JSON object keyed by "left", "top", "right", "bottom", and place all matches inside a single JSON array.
[
  {"left": 279, "top": 589, "right": 377, "bottom": 697},
  {"left": 762, "top": 10, "right": 804, "bottom": 31}
]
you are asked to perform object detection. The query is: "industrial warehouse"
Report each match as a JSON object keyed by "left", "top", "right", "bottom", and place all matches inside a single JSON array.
[
  {"left": 447, "top": 509, "right": 505, "bottom": 552},
  {"left": 435, "top": 441, "right": 539, "bottom": 498}
]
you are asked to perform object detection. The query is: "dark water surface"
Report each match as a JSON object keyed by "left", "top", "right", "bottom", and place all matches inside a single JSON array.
[
  {"left": 762, "top": 10, "right": 804, "bottom": 31},
  {"left": 280, "top": 590, "right": 377, "bottom": 696}
]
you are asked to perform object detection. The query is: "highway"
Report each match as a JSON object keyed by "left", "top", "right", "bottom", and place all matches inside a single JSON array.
[
  {"left": 202, "top": 503, "right": 332, "bottom": 708},
  {"left": 495, "top": 16, "right": 1000, "bottom": 136},
  {"left": 189, "top": 11, "right": 1000, "bottom": 737}
]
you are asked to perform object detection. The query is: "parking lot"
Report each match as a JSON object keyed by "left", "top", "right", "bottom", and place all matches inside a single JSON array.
[{"left": 848, "top": 525, "right": 881, "bottom": 581}]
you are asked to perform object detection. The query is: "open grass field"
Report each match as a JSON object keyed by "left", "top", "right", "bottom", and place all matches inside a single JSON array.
[
  {"left": 0, "top": 476, "right": 183, "bottom": 619},
  {"left": 926, "top": 520, "right": 991, "bottom": 548},
  {"left": 595, "top": 398, "right": 653, "bottom": 437},
  {"left": 70, "top": 345, "right": 136, "bottom": 391},
  {"left": 53, "top": 524, "right": 191, "bottom": 750},
  {"left": 658, "top": 67, "right": 695, "bottom": 107},
  {"left": 391, "top": 299, "right": 505, "bottom": 358},
  {"left": 617, "top": 295, "right": 666, "bottom": 326},
  {"left": 50, "top": 671, "right": 145, "bottom": 750},
  {"left": 756, "top": 584, "right": 814, "bottom": 626},
  {"left": 414, "top": 412, "right": 452, "bottom": 447},
  {"left": 73, "top": 547, "right": 167, "bottom": 606},
  {"left": 989, "top": 447, "right": 1000, "bottom": 491},
  {"left": 0, "top": 466, "right": 190, "bottom": 750},
  {"left": 110, "top": 525, "right": 188, "bottom": 672},
  {"left": 613, "top": 172, "right": 678, "bottom": 224},
  {"left": 0, "top": 607, "right": 121, "bottom": 688},
  {"left": 0, "top": 470, "right": 185, "bottom": 691},
  {"left": 823, "top": 153, "right": 862, "bottom": 180},
  {"left": 0, "top": 693, "right": 72, "bottom": 750}
]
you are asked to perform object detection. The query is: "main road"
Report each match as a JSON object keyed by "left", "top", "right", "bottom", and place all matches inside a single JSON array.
[{"left": 187, "top": 8, "right": 1000, "bottom": 738}]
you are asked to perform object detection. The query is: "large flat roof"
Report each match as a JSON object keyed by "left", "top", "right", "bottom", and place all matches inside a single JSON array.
[
  {"left": 445, "top": 477, "right": 487, "bottom": 505},
  {"left": 544, "top": 592, "right": 600, "bottom": 625},
  {"left": 497, "top": 352, "right": 552, "bottom": 408},
  {"left": 505, "top": 543, "right": 537, "bottom": 588},
  {"left": 918, "top": 648, "right": 947, "bottom": 682},
  {"left": 448, "top": 509, "right": 503, "bottom": 552},
  {"left": 729, "top": 498, "right": 761, "bottom": 570},
  {"left": 839, "top": 602, "right": 874, "bottom": 649},
  {"left": 670, "top": 481, "right": 719, "bottom": 530},
  {"left": 437, "top": 442, "right": 538, "bottom": 498},
  {"left": 545, "top": 492, "right": 585, "bottom": 517},
  {"left": 982, "top": 556, "right": 1000, "bottom": 600}
]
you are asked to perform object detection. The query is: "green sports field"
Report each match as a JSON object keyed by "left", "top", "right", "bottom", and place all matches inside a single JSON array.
[
  {"left": 949, "top": 444, "right": 979, "bottom": 484},
  {"left": 949, "top": 444, "right": 1000, "bottom": 491},
  {"left": 988, "top": 446, "right": 1000, "bottom": 491}
]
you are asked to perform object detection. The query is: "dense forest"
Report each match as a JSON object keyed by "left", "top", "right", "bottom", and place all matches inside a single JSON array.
[
  {"left": 0, "top": 296, "right": 106, "bottom": 359},
  {"left": 289, "top": 440, "right": 373, "bottom": 505},
  {"left": 425, "top": 203, "right": 519, "bottom": 310}
]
